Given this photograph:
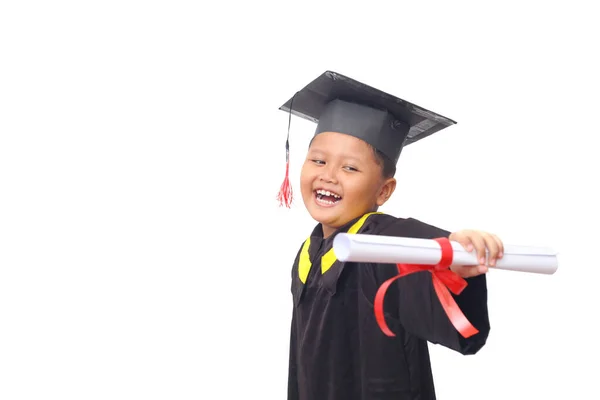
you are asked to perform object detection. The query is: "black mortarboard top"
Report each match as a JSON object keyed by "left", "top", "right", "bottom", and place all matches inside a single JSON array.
[{"left": 276, "top": 71, "right": 457, "bottom": 207}]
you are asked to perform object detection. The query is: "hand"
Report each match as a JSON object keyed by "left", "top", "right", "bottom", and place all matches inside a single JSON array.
[{"left": 448, "top": 229, "right": 504, "bottom": 278}]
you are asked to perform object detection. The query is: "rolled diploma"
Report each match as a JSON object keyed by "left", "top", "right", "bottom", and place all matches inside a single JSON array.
[{"left": 333, "top": 233, "right": 558, "bottom": 275}]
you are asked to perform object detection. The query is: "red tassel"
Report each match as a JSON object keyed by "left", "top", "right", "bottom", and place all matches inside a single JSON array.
[
  {"left": 279, "top": 95, "right": 296, "bottom": 208},
  {"left": 277, "top": 157, "right": 293, "bottom": 208}
]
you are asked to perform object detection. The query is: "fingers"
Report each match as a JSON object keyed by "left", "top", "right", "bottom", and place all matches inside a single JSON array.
[
  {"left": 477, "top": 264, "right": 489, "bottom": 274},
  {"left": 450, "top": 230, "right": 505, "bottom": 267},
  {"left": 451, "top": 264, "right": 488, "bottom": 278},
  {"left": 483, "top": 233, "right": 504, "bottom": 266},
  {"left": 454, "top": 230, "right": 487, "bottom": 265},
  {"left": 470, "top": 233, "right": 488, "bottom": 265},
  {"left": 492, "top": 233, "right": 504, "bottom": 258},
  {"left": 451, "top": 232, "right": 474, "bottom": 253}
]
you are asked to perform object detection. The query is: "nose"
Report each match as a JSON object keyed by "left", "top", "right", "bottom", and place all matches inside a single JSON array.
[{"left": 319, "top": 163, "right": 338, "bottom": 184}]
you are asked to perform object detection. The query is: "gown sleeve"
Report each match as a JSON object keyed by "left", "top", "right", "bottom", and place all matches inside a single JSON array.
[
  {"left": 369, "top": 217, "right": 490, "bottom": 355},
  {"left": 287, "top": 245, "right": 303, "bottom": 400},
  {"left": 287, "top": 309, "right": 299, "bottom": 400}
]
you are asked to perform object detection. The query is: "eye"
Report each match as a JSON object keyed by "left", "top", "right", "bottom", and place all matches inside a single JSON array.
[
  {"left": 311, "top": 159, "right": 325, "bottom": 165},
  {"left": 343, "top": 165, "right": 359, "bottom": 172}
]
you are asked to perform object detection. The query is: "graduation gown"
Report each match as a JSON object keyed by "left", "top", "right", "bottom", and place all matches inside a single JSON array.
[{"left": 287, "top": 213, "right": 490, "bottom": 400}]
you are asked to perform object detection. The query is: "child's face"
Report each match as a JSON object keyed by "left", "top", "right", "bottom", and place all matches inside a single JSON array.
[{"left": 300, "top": 131, "right": 396, "bottom": 237}]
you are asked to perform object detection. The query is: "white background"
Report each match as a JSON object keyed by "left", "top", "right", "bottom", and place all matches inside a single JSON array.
[{"left": 1, "top": 1, "right": 598, "bottom": 399}]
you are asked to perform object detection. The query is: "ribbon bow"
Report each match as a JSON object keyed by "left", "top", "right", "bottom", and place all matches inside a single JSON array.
[{"left": 373, "top": 237, "right": 479, "bottom": 339}]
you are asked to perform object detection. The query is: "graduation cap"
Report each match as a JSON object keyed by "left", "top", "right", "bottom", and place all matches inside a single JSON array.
[{"left": 277, "top": 71, "right": 457, "bottom": 208}]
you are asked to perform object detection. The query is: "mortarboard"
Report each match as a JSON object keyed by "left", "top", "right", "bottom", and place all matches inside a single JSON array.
[{"left": 277, "top": 71, "right": 457, "bottom": 208}]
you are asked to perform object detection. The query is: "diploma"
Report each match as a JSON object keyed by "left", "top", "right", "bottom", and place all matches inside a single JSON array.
[{"left": 333, "top": 233, "right": 558, "bottom": 275}]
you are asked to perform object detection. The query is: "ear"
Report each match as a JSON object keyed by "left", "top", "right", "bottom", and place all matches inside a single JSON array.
[{"left": 376, "top": 177, "right": 396, "bottom": 206}]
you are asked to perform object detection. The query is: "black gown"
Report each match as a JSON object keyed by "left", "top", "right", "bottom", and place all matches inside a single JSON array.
[{"left": 287, "top": 213, "right": 490, "bottom": 400}]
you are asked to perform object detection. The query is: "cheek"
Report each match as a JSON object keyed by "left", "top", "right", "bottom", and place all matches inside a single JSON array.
[
  {"left": 345, "top": 177, "right": 381, "bottom": 203},
  {"left": 344, "top": 178, "right": 372, "bottom": 197},
  {"left": 299, "top": 164, "right": 314, "bottom": 191}
]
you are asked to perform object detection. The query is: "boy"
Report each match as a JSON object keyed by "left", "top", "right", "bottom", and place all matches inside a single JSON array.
[{"left": 279, "top": 71, "right": 504, "bottom": 400}]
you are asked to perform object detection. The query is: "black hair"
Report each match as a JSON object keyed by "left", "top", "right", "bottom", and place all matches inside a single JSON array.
[{"left": 372, "top": 147, "right": 396, "bottom": 179}]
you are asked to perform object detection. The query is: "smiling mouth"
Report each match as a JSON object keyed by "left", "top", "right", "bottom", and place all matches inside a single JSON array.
[{"left": 314, "top": 189, "right": 342, "bottom": 206}]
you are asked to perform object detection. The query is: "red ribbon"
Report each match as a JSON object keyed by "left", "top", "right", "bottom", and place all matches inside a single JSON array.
[{"left": 374, "top": 237, "right": 479, "bottom": 339}]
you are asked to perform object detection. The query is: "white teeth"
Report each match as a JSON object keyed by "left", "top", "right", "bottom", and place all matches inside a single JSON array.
[
  {"left": 316, "top": 197, "right": 336, "bottom": 205},
  {"left": 316, "top": 189, "right": 341, "bottom": 199}
]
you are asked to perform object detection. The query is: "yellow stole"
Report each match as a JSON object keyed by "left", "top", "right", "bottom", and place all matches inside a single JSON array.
[{"left": 298, "top": 212, "right": 382, "bottom": 283}]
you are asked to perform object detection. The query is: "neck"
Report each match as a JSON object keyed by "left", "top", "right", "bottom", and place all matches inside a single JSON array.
[
  {"left": 320, "top": 208, "right": 381, "bottom": 239},
  {"left": 322, "top": 225, "right": 336, "bottom": 239}
]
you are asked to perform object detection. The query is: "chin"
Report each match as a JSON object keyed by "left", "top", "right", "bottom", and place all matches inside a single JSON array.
[
  {"left": 303, "top": 204, "right": 335, "bottom": 224},
  {"left": 302, "top": 192, "right": 370, "bottom": 230},
  {"left": 307, "top": 206, "right": 336, "bottom": 223},
  {"left": 309, "top": 205, "right": 360, "bottom": 232}
]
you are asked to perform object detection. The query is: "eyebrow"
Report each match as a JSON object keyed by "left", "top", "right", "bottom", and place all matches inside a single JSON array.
[{"left": 307, "top": 147, "right": 368, "bottom": 164}]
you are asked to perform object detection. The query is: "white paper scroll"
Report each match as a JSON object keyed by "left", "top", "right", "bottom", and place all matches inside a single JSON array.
[{"left": 332, "top": 233, "right": 558, "bottom": 275}]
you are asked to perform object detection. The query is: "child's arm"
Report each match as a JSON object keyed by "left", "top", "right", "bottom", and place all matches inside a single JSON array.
[{"left": 367, "top": 217, "right": 495, "bottom": 355}]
